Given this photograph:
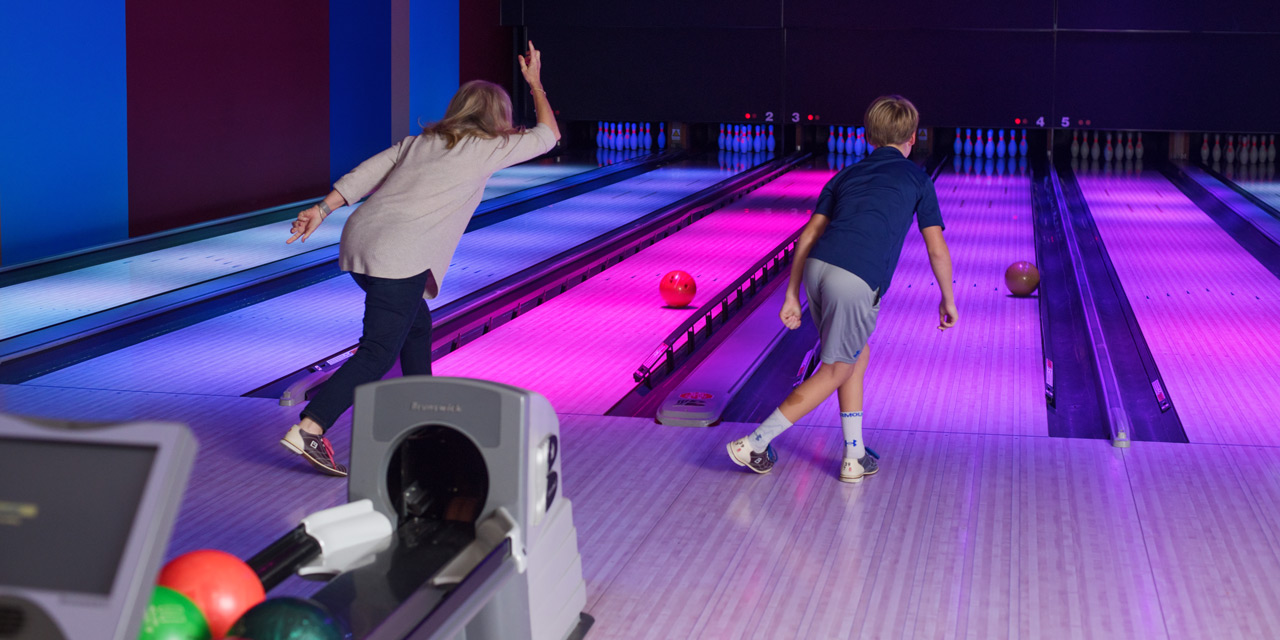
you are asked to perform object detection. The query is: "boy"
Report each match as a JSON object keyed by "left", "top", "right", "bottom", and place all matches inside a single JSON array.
[{"left": 727, "top": 95, "right": 957, "bottom": 483}]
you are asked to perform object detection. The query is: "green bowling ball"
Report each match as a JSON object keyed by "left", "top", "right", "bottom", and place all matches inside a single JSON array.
[
  {"left": 226, "top": 597, "right": 344, "bottom": 640},
  {"left": 137, "top": 586, "right": 211, "bottom": 640}
]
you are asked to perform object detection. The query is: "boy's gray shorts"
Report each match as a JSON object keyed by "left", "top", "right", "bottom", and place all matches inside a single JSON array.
[{"left": 804, "top": 258, "right": 880, "bottom": 365}]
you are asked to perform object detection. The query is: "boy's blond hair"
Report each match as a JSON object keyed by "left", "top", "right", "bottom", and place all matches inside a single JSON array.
[{"left": 864, "top": 95, "right": 919, "bottom": 148}]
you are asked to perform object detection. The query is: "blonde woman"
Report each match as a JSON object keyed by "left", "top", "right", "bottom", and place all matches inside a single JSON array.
[{"left": 280, "top": 41, "right": 560, "bottom": 476}]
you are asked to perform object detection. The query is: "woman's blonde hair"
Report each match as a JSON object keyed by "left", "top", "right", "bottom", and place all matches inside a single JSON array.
[
  {"left": 864, "top": 95, "right": 919, "bottom": 148},
  {"left": 422, "top": 80, "right": 519, "bottom": 148}
]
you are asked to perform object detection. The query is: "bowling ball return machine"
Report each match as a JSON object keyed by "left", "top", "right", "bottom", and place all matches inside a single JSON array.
[
  {"left": 249, "top": 377, "right": 591, "bottom": 640},
  {"left": 0, "top": 415, "right": 197, "bottom": 640}
]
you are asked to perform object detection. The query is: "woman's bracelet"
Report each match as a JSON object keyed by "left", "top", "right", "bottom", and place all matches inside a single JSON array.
[
  {"left": 317, "top": 201, "right": 332, "bottom": 218},
  {"left": 531, "top": 88, "right": 547, "bottom": 96}
]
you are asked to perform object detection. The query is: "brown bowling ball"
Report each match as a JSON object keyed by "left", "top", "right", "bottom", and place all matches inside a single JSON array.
[{"left": 1005, "top": 261, "right": 1040, "bottom": 296}]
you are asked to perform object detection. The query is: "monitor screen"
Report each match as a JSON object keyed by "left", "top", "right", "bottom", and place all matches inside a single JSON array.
[{"left": 0, "top": 438, "right": 157, "bottom": 595}]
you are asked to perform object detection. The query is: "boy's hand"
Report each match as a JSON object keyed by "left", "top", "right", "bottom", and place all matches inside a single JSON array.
[
  {"left": 780, "top": 296, "right": 803, "bottom": 330},
  {"left": 938, "top": 299, "right": 958, "bottom": 331},
  {"left": 287, "top": 206, "right": 325, "bottom": 244}
]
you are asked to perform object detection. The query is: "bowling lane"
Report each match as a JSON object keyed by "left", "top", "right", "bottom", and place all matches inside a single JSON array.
[
  {"left": 429, "top": 168, "right": 835, "bottom": 415},
  {"left": 1180, "top": 164, "right": 1280, "bottom": 246},
  {"left": 0, "top": 155, "right": 603, "bottom": 343},
  {"left": 799, "top": 165, "right": 1046, "bottom": 436},
  {"left": 23, "top": 159, "right": 752, "bottom": 396},
  {"left": 1219, "top": 163, "right": 1280, "bottom": 211},
  {"left": 1075, "top": 170, "right": 1280, "bottom": 446}
]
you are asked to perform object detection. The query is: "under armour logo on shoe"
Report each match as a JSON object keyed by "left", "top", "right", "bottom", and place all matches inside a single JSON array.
[
  {"left": 753, "top": 434, "right": 763, "bottom": 441},
  {"left": 845, "top": 439, "right": 857, "bottom": 446}
]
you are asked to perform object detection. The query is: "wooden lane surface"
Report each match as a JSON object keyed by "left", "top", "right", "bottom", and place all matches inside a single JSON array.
[
  {"left": 799, "top": 169, "right": 1046, "bottom": 438},
  {"left": 1076, "top": 172, "right": 1280, "bottom": 446}
]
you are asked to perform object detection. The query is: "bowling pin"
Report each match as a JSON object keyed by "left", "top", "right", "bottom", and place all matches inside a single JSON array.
[
  {"left": 846, "top": 126, "right": 857, "bottom": 155},
  {"left": 1124, "top": 132, "right": 1134, "bottom": 160},
  {"left": 964, "top": 128, "right": 975, "bottom": 156},
  {"left": 1090, "top": 131, "right": 1101, "bottom": 161},
  {"left": 1201, "top": 135, "right": 1210, "bottom": 164},
  {"left": 827, "top": 125, "right": 836, "bottom": 153},
  {"left": 767, "top": 124, "right": 776, "bottom": 153},
  {"left": 1018, "top": 129, "right": 1028, "bottom": 157},
  {"left": 754, "top": 125, "right": 763, "bottom": 153},
  {"left": 954, "top": 130, "right": 963, "bottom": 155},
  {"left": 1070, "top": 130, "right": 1080, "bottom": 158},
  {"left": 1225, "top": 135, "right": 1235, "bottom": 163},
  {"left": 1269, "top": 134, "right": 1276, "bottom": 163},
  {"left": 1103, "top": 132, "right": 1114, "bottom": 162},
  {"left": 1212, "top": 134, "right": 1221, "bottom": 162},
  {"left": 854, "top": 127, "right": 867, "bottom": 155},
  {"left": 596, "top": 121, "right": 604, "bottom": 148},
  {"left": 1135, "top": 132, "right": 1144, "bottom": 160},
  {"left": 996, "top": 129, "right": 1006, "bottom": 158},
  {"left": 658, "top": 123, "right": 666, "bottom": 150},
  {"left": 1253, "top": 135, "right": 1262, "bottom": 164},
  {"left": 984, "top": 129, "right": 995, "bottom": 159}
]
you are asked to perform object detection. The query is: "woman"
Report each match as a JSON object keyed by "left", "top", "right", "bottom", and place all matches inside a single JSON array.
[{"left": 280, "top": 41, "right": 560, "bottom": 476}]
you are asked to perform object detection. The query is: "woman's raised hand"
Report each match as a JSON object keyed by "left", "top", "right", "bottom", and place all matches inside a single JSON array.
[{"left": 518, "top": 40, "right": 543, "bottom": 89}]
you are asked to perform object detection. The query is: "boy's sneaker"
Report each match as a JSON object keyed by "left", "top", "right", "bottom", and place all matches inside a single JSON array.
[
  {"left": 840, "top": 454, "right": 879, "bottom": 483},
  {"left": 727, "top": 437, "right": 778, "bottom": 474},
  {"left": 284, "top": 426, "right": 348, "bottom": 477}
]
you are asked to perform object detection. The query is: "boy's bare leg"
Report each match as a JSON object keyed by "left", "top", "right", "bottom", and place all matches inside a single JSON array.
[
  {"left": 836, "top": 345, "right": 871, "bottom": 462},
  {"left": 836, "top": 344, "right": 878, "bottom": 481},
  {"left": 779, "top": 360, "right": 857, "bottom": 423},
  {"left": 729, "top": 360, "right": 858, "bottom": 472},
  {"left": 835, "top": 344, "right": 871, "bottom": 413}
]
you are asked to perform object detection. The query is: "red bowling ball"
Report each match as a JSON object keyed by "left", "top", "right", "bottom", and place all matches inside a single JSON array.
[
  {"left": 659, "top": 270, "right": 697, "bottom": 307},
  {"left": 157, "top": 549, "right": 265, "bottom": 639}
]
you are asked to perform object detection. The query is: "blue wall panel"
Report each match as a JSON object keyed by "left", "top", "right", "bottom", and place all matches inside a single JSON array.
[
  {"left": 412, "top": 0, "right": 460, "bottom": 133},
  {"left": 330, "top": 0, "right": 393, "bottom": 182},
  {"left": 0, "top": 1, "right": 128, "bottom": 265}
]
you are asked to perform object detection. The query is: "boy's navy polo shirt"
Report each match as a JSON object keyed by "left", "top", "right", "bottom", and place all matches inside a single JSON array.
[{"left": 808, "top": 146, "right": 944, "bottom": 297}]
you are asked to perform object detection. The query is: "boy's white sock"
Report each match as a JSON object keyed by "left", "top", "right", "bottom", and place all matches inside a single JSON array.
[
  {"left": 747, "top": 408, "right": 793, "bottom": 453},
  {"left": 842, "top": 411, "right": 866, "bottom": 460}
]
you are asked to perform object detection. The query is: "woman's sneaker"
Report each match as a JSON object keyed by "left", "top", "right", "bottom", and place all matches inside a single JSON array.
[
  {"left": 280, "top": 424, "right": 306, "bottom": 455},
  {"left": 840, "top": 454, "right": 879, "bottom": 483},
  {"left": 282, "top": 426, "right": 348, "bottom": 477},
  {"left": 727, "top": 438, "right": 778, "bottom": 474}
]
